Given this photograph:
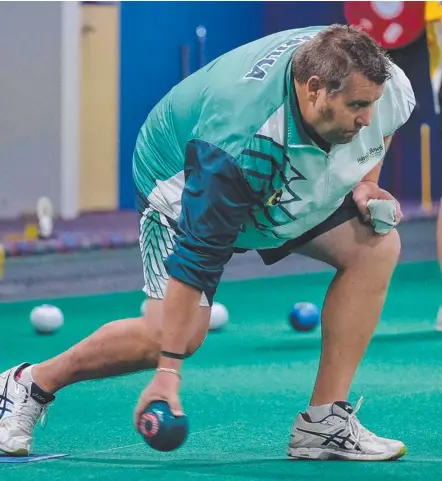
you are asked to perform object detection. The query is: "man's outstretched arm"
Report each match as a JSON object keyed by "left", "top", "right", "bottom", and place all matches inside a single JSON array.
[{"left": 134, "top": 139, "right": 255, "bottom": 421}]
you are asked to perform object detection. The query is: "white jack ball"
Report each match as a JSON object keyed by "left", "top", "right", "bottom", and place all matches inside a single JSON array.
[
  {"left": 30, "top": 304, "right": 64, "bottom": 335},
  {"left": 209, "top": 302, "right": 229, "bottom": 331}
]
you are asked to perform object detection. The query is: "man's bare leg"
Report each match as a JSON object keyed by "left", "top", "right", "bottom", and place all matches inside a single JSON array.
[
  {"left": 295, "top": 218, "right": 401, "bottom": 406},
  {"left": 31, "top": 299, "right": 210, "bottom": 394},
  {"left": 287, "top": 217, "right": 404, "bottom": 461}
]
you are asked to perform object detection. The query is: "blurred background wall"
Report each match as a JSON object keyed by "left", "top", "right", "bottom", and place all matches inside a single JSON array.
[{"left": 0, "top": 2, "right": 63, "bottom": 218}]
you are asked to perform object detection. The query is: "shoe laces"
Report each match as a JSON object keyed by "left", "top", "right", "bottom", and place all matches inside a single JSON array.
[
  {"left": 16, "top": 391, "right": 50, "bottom": 435},
  {"left": 346, "top": 397, "right": 375, "bottom": 444}
]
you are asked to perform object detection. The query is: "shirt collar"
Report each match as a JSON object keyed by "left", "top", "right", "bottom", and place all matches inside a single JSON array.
[
  {"left": 285, "top": 59, "right": 331, "bottom": 153},
  {"left": 286, "top": 59, "right": 311, "bottom": 147}
]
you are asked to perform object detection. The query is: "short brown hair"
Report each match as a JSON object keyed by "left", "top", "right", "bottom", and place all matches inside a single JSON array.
[{"left": 292, "top": 24, "right": 392, "bottom": 93}]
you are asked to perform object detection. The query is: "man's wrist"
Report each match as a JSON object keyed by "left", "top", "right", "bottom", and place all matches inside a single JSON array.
[
  {"left": 161, "top": 350, "right": 186, "bottom": 360},
  {"left": 158, "top": 352, "right": 184, "bottom": 372},
  {"left": 359, "top": 179, "right": 378, "bottom": 186},
  {"left": 156, "top": 367, "right": 182, "bottom": 380}
]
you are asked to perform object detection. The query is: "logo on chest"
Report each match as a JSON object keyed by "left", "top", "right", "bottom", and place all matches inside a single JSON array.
[
  {"left": 357, "top": 144, "right": 384, "bottom": 165},
  {"left": 267, "top": 188, "right": 283, "bottom": 206}
]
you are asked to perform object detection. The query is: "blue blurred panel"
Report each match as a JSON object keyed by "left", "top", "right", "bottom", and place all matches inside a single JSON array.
[
  {"left": 264, "top": 1, "right": 346, "bottom": 33},
  {"left": 119, "top": 1, "right": 265, "bottom": 209}
]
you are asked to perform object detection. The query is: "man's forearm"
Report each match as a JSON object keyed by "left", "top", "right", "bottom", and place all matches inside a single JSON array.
[
  {"left": 362, "top": 160, "right": 383, "bottom": 184},
  {"left": 158, "top": 277, "right": 203, "bottom": 373}
]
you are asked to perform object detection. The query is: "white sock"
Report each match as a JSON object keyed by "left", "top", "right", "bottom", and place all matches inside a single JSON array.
[
  {"left": 307, "top": 403, "right": 333, "bottom": 422},
  {"left": 16, "top": 365, "right": 35, "bottom": 384}
]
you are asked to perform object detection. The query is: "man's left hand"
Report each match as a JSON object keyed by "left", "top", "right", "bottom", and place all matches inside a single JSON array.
[{"left": 353, "top": 181, "right": 403, "bottom": 224}]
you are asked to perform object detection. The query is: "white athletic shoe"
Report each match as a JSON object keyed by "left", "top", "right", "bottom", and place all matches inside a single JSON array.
[
  {"left": 287, "top": 398, "right": 406, "bottom": 461},
  {"left": 0, "top": 363, "right": 54, "bottom": 456}
]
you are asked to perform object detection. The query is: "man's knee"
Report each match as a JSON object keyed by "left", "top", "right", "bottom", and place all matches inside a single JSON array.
[
  {"left": 185, "top": 333, "right": 206, "bottom": 358},
  {"left": 351, "top": 227, "right": 401, "bottom": 272},
  {"left": 372, "top": 228, "right": 401, "bottom": 265},
  {"left": 143, "top": 299, "right": 210, "bottom": 359},
  {"left": 185, "top": 309, "right": 211, "bottom": 357}
]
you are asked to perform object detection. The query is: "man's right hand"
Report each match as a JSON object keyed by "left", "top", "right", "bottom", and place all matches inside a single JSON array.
[{"left": 134, "top": 369, "right": 183, "bottom": 433}]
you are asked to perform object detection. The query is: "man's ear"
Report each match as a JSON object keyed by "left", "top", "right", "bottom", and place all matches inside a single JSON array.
[{"left": 305, "top": 75, "right": 324, "bottom": 102}]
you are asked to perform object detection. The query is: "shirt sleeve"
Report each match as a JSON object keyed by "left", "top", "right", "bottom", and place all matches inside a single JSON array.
[
  {"left": 164, "top": 139, "right": 255, "bottom": 305},
  {"left": 379, "top": 62, "right": 416, "bottom": 137}
]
